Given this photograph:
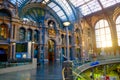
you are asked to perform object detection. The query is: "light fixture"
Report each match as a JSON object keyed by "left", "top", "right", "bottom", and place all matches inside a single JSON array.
[{"left": 63, "top": 21, "right": 71, "bottom": 27}]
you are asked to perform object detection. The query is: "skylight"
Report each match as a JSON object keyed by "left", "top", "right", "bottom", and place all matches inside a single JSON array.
[
  {"left": 48, "top": 2, "right": 67, "bottom": 21},
  {"left": 100, "top": 0, "right": 117, "bottom": 8},
  {"left": 10, "top": 0, "right": 27, "bottom": 7},
  {"left": 70, "top": 0, "right": 119, "bottom": 16},
  {"left": 10, "top": 0, "right": 75, "bottom": 21},
  {"left": 55, "top": 0, "right": 75, "bottom": 21}
]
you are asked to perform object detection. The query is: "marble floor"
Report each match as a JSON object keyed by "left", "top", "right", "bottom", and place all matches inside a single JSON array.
[{"left": 0, "top": 61, "right": 63, "bottom": 80}]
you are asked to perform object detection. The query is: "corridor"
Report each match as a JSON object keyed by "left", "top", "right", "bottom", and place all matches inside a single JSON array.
[{"left": 0, "top": 61, "right": 62, "bottom": 80}]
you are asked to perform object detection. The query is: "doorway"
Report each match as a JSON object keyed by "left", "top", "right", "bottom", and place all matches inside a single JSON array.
[{"left": 48, "top": 40, "right": 55, "bottom": 62}]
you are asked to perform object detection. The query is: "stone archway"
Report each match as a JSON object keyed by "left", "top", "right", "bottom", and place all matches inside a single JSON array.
[{"left": 48, "top": 39, "right": 56, "bottom": 62}]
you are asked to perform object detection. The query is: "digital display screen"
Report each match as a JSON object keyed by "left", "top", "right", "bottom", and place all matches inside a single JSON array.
[
  {"left": 16, "top": 54, "right": 22, "bottom": 58},
  {"left": 0, "top": 49, "right": 5, "bottom": 54},
  {"left": 16, "top": 43, "right": 27, "bottom": 52}
]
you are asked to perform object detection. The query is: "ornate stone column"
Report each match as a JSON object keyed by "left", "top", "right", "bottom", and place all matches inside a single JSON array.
[{"left": 39, "top": 23, "right": 46, "bottom": 62}]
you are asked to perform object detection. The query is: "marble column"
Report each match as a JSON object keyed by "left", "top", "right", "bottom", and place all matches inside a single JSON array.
[{"left": 66, "top": 26, "right": 70, "bottom": 60}]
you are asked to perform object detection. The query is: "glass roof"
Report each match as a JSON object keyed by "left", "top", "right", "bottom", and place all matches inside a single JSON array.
[
  {"left": 10, "top": 0, "right": 27, "bottom": 7},
  {"left": 10, "top": 0, "right": 119, "bottom": 20},
  {"left": 48, "top": 2, "right": 67, "bottom": 21},
  {"left": 10, "top": 0, "right": 75, "bottom": 22},
  {"left": 70, "top": 0, "right": 120, "bottom": 16}
]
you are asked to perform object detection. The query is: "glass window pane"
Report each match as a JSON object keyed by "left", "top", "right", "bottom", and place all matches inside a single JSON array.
[
  {"left": 56, "top": 11, "right": 65, "bottom": 16},
  {"left": 96, "top": 42, "right": 101, "bottom": 48},
  {"left": 117, "top": 34, "right": 120, "bottom": 39},
  {"left": 55, "top": 0, "right": 75, "bottom": 20},
  {"left": 87, "top": 0, "right": 101, "bottom": 13},
  {"left": 102, "top": 41, "right": 106, "bottom": 48},
  {"left": 100, "top": 29, "right": 105, "bottom": 35},
  {"left": 116, "top": 16, "right": 120, "bottom": 24},
  {"left": 116, "top": 25, "right": 120, "bottom": 31},
  {"left": 80, "top": 5, "right": 91, "bottom": 16},
  {"left": 100, "top": 0, "right": 117, "bottom": 8},
  {"left": 117, "top": 0, "right": 120, "bottom": 3},
  {"left": 95, "top": 30, "right": 100, "bottom": 35},
  {"left": 99, "top": 20, "right": 104, "bottom": 27},
  {"left": 104, "top": 20, "right": 109, "bottom": 26},
  {"left": 105, "top": 27, "right": 110, "bottom": 34},
  {"left": 48, "top": 2, "right": 56, "bottom": 8},
  {"left": 95, "top": 23, "right": 99, "bottom": 29},
  {"left": 106, "top": 35, "right": 111, "bottom": 40},
  {"left": 107, "top": 41, "right": 112, "bottom": 47},
  {"left": 60, "top": 16, "right": 67, "bottom": 21},
  {"left": 53, "top": 6, "right": 61, "bottom": 12},
  {"left": 101, "top": 35, "right": 105, "bottom": 41},
  {"left": 96, "top": 36, "right": 101, "bottom": 41}
]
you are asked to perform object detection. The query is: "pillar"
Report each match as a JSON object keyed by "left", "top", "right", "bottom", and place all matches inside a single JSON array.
[{"left": 39, "top": 23, "right": 46, "bottom": 62}]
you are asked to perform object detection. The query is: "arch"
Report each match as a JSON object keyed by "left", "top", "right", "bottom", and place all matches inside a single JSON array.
[
  {"left": 0, "top": 8, "right": 12, "bottom": 17},
  {"left": 47, "top": 39, "right": 56, "bottom": 62},
  {"left": 113, "top": 7, "right": 120, "bottom": 22}
]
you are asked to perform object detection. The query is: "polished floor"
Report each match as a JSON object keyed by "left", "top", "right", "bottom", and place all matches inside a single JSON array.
[{"left": 0, "top": 61, "right": 62, "bottom": 80}]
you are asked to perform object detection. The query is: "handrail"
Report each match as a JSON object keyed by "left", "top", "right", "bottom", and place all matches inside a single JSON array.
[
  {"left": 72, "top": 70, "right": 86, "bottom": 80},
  {"left": 62, "top": 67, "right": 65, "bottom": 80},
  {"left": 73, "top": 58, "right": 120, "bottom": 80}
]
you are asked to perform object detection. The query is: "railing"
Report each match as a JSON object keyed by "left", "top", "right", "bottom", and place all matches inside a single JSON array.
[
  {"left": 0, "top": 58, "right": 37, "bottom": 74},
  {"left": 72, "top": 55, "right": 120, "bottom": 80},
  {"left": 62, "top": 67, "right": 65, "bottom": 80},
  {"left": 62, "top": 55, "right": 120, "bottom": 80},
  {"left": 0, "top": 59, "right": 32, "bottom": 69}
]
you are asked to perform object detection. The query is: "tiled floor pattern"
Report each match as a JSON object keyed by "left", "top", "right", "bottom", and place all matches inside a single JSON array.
[{"left": 0, "top": 61, "right": 62, "bottom": 80}]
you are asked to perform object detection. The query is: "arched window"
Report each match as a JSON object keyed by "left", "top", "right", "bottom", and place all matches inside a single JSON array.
[
  {"left": 27, "top": 29, "right": 32, "bottom": 41},
  {"left": 95, "top": 19, "right": 112, "bottom": 48},
  {"left": 34, "top": 30, "right": 39, "bottom": 42},
  {"left": 19, "top": 28, "right": 25, "bottom": 41},
  {"left": 69, "top": 36, "right": 72, "bottom": 45},
  {"left": 116, "top": 15, "right": 120, "bottom": 46},
  {"left": 61, "top": 34, "right": 64, "bottom": 44},
  {"left": 0, "top": 23, "right": 8, "bottom": 40}
]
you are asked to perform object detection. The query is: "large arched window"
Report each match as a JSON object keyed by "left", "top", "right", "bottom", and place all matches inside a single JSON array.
[
  {"left": 0, "top": 23, "right": 8, "bottom": 40},
  {"left": 27, "top": 29, "right": 32, "bottom": 41},
  {"left": 95, "top": 19, "right": 112, "bottom": 48},
  {"left": 19, "top": 28, "right": 26, "bottom": 41},
  {"left": 116, "top": 15, "right": 120, "bottom": 46}
]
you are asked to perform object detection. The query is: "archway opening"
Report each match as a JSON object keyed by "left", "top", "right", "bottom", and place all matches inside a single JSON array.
[{"left": 48, "top": 39, "right": 55, "bottom": 62}]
